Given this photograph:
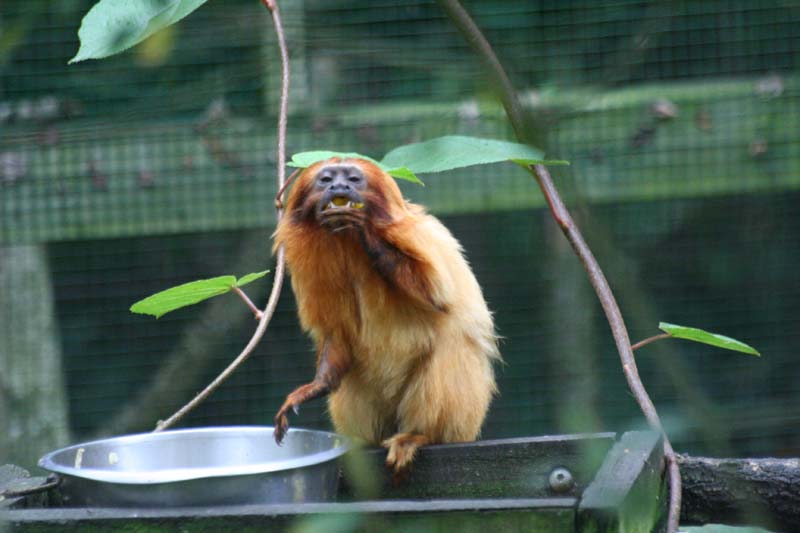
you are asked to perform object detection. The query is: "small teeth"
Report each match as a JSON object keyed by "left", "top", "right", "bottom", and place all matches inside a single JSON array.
[{"left": 325, "top": 198, "right": 364, "bottom": 210}]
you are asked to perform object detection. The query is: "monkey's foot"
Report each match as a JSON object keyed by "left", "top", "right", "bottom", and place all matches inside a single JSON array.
[{"left": 382, "top": 433, "right": 429, "bottom": 481}]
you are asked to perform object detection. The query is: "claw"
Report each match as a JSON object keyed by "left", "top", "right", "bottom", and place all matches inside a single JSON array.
[
  {"left": 273, "top": 413, "right": 289, "bottom": 445},
  {"left": 273, "top": 378, "right": 334, "bottom": 447}
]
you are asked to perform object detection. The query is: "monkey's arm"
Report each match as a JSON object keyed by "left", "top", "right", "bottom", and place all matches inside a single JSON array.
[
  {"left": 360, "top": 224, "right": 452, "bottom": 313},
  {"left": 273, "top": 339, "right": 351, "bottom": 444}
]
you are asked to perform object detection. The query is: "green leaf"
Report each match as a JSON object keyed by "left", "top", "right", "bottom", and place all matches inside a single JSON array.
[
  {"left": 386, "top": 166, "right": 424, "bottom": 185},
  {"left": 380, "top": 135, "right": 569, "bottom": 174},
  {"left": 286, "top": 135, "right": 570, "bottom": 186},
  {"left": 288, "top": 151, "right": 425, "bottom": 186},
  {"left": 236, "top": 270, "right": 269, "bottom": 288},
  {"left": 288, "top": 151, "right": 381, "bottom": 168},
  {"left": 70, "top": 0, "right": 208, "bottom": 63},
  {"left": 659, "top": 322, "right": 761, "bottom": 356},
  {"left": 130, "top": 275, "right": 236, "bottom": 318}
]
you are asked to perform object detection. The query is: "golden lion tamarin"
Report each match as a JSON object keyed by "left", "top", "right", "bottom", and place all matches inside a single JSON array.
[{"left": 272, "top": 157, "right": 499, "bottom": 473}]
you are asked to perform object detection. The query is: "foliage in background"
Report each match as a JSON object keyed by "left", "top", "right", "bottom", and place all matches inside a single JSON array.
[{"left": 71, "top": 0, "right": 762, "bottom": 374}]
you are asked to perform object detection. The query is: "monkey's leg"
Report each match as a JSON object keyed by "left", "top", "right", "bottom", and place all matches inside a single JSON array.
[
  {"left": 385, "top": 339, "right": 496, "bottom": 476},
  {"left": 382, "top": 433, "right": 430, "bottom": 478},
  {"left": 273, "top": 340, "right": 350, "bottom": 444}
]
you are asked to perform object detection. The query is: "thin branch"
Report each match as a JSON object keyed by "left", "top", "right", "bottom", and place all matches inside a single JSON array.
[
  {"left": 632, "top": 332, "right": 672, "bottom": 352},
  {"left": 97, "top": 232, "right": 267, "bottom": 438},
  {"left": 154, "top": 0, "right": 290, "bottom": 432},
  {"left": 435, "top": 1, "right": 681, "bottom": 530}
]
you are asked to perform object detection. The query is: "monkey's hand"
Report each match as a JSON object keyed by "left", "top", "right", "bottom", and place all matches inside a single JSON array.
[
  {"left": 359, "top": 228, "right": 451, "bottom": 313},
  {"left": 273, "top": 340, "right": 350, "bottom": 445},
  {"left": 273, "top": 384, "right": 317, "bottom": 444}
]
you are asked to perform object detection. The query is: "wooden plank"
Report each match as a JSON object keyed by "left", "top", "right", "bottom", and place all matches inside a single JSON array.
[
  {"left": 5, "top": 498, "right": 576, "bottom": 532},
  {"left": 2, "top": 76, "right": 799, "bottom": 245},
  {"left": 577, "top": 431, "right": 666, "bottom": 533},
  {"left": 340, "top": 433, "right": 615, "bottom": 500}
]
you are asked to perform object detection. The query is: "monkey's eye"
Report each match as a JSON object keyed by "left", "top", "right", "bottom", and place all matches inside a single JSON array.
[
  {"left": 319, "top": 175, "right": 333, "bottom": 184},
  {"left": 348, "top": 176, "right": 362, "bottom": 183}
]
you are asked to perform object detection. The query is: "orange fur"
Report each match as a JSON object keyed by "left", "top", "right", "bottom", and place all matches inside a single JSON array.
[{"left": 273, "top": 158, "right": 500, "bottom": 472}]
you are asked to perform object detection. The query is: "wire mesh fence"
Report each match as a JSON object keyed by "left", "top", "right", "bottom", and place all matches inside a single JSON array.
[{"left": 1, "top": 0, "right": 799, "bottom": 469}]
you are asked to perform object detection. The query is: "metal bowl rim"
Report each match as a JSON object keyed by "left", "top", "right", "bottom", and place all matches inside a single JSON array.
[{"left": 38, "top": 426, "right": 350, "bottom": 485}]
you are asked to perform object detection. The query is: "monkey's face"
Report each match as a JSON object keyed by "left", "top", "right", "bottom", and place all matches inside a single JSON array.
[
  {"left": 311, "top": 163, "right": 368, "bottom": 230},
  {"left": 287, "top": 158, "right": 403, "bottom": 234}
]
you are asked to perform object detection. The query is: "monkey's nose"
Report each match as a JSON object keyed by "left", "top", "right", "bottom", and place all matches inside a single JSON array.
[{"left": 330, "top": 183, "right": 352, "bottom": 193}]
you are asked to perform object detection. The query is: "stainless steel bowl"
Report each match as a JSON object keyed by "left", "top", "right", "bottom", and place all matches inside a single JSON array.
[{"left": 38, "top": 426, "right": 350, "bottom": 507}]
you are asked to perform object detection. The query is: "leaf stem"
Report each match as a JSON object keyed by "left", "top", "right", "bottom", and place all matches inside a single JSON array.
[
  {"left": 632, "top": 332, "right": 672, "bottom": 352},
  {"left": 233, "top": 286, "right": 263, "bottom": 320},
  {"left": 435, "top": 0, "right": 681, "bottom": 530},
  {"left": 154, "top": 0, "right": 290, "bottom": 432}
]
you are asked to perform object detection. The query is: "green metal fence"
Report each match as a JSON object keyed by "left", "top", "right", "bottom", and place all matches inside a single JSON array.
[{"left": 2, "top": 0, "right": 799, "bottom": 468}]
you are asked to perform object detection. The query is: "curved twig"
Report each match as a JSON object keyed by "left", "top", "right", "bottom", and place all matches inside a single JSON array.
[
  {"left": 632, "top": 332, "right": 672, "bottom": 352},
  {"left": 533, "top": 164, "right": 683, "bottom": 531},
  {"left": 154, "top": 0, "right": 290, "bottom": 432},
  {"left": 435, "top": 0, "right": 681, "bottom": 530},
  {"left": 275, "top": 168, "right": 300, "bottom": 210}
]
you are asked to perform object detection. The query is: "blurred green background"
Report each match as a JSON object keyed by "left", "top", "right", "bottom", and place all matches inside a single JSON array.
[{"left": 1, "top": 0, "right": 799, "bottom": 473}]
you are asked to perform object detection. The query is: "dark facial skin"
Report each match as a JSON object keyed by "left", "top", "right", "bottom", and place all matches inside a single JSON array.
[{"left": 314, "top": 164, "right": 368, "bottom": 229}]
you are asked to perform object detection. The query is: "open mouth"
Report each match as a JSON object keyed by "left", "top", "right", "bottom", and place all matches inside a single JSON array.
[{"left": 322, "top": 196, "right": 365, "bottom": 211}]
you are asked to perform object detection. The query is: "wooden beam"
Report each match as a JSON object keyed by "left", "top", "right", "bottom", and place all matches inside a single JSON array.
[
  {"left": 679, "top": 454, "right": 800, "bottom": 531},
  {"left": 340, "top": 433, "right": 616, "bottom": 500},
  {"left": 6, "top": 498, "right": 577, "bottom": 532}
]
